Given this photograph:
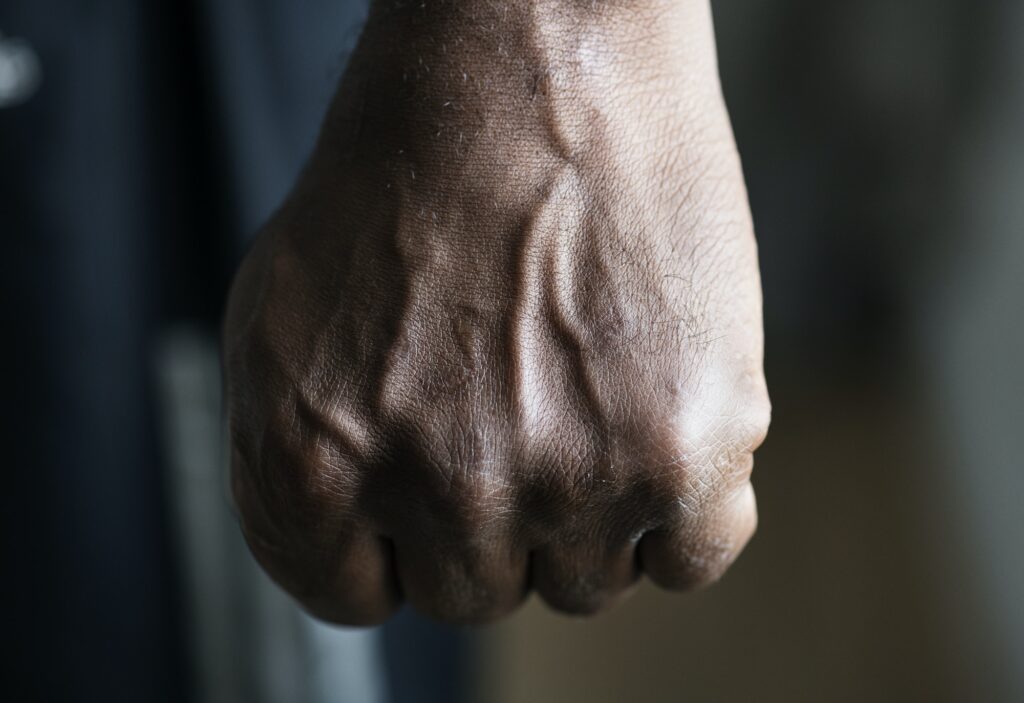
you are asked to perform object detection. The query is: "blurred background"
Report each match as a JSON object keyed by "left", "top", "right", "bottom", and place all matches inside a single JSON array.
[{"left": 3, "top": 0, "right": 1021, "bottom": 701}]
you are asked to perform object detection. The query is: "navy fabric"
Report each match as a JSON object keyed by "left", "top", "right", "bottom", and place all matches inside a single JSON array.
[{"left": 2, "top": 3, "right": 188, "bottom": 699}]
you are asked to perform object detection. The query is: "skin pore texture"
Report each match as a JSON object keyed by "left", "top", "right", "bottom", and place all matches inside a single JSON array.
[{"left": 224, "top": 0, "right": 770, "bottom": 625}]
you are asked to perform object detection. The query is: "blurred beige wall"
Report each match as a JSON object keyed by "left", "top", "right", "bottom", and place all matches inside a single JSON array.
[{"left": 475, "top": 378, "right": 971, "bottom": 702}]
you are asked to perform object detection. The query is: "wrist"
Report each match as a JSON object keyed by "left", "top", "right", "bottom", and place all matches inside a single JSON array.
[
  {"left": 305, "top": 0, "right": 733, "bottom": 229},
  {"left": 344, "top": 0, "right": 723, "bottom": 142}
]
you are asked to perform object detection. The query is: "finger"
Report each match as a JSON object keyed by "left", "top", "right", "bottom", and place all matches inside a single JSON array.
[
  {"left": 231, "top": 424, "right": 399, "bottom": 625},
  {"left": 530, "top": 535, "right": 640, "bottom": 615},
  {"left": 299, "top": 532, "right": 403, "bottom": 626},
  {"left": 393, "top": 534, "right": 528, "bottom": 624},
  {"left": 245, "top": 526, "right": 402, "bottom": 627},
  {"left": 639, "top": 480, "right": 757, "bottom": 590}
]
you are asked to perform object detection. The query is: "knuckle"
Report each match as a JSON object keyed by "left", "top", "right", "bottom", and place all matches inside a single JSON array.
[
  {"left": 303, "top": 537, "right": 401, "bottom": 626},
  {"left": 652, "top": 405, "right": 768, "bottom": 498},
  {"left": 405, "top": 552, "right": 524, "bottom": 624},
  {"left": 673, "top": 556, "right": 730, "bottom": 590},
  {"left": 735, "top": 398, "right": 772, "bottom": 452},
  {"left": 416, "top": 587, "right": 522, "bottom": 625},
  {"left": 682, "top": 535, "right": 745, "bottom": 587},
  {"left": 535, "top": 570, "right": 618, "bottom": 616},
  {"left": 531, "top": 535, "right": 634, "bottom": 616},
  {"left": 650, "top": 539, "right": 736, "bottom": 591},
  {"left": 276, "top": 531, "right": 400, "bottom": 626},
  {"left": 644, "top": 494, "right": 756, "bottom": 591},
  {"left": 231, "top": 401, "right": 366, "bottom": 579},
  {"left": 662, "top": 372, "right": 771, "bottom": 461}
]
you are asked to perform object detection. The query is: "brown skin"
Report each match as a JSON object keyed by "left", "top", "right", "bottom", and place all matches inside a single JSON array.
[{"left": 224, "top": 0, "right": 770, "bottom": 625}]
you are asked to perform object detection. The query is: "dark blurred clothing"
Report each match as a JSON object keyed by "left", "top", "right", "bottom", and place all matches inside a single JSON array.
[{"left": 1, "top": 1, "right": 466, "bottom": 701}]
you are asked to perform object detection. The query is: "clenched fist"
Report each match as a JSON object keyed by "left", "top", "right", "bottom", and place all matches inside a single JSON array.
[{"left": 224, "top": 0, "right": 770, "bottom": 625}]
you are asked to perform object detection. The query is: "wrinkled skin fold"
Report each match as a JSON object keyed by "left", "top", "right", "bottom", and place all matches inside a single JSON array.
[{"left": 224, "top": 0, "right": 771, "bottom": 625}]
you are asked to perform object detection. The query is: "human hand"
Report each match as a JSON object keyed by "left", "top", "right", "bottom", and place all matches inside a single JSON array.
[{"left": 224, "top": 0, "right": 769, "bottom": 625}]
